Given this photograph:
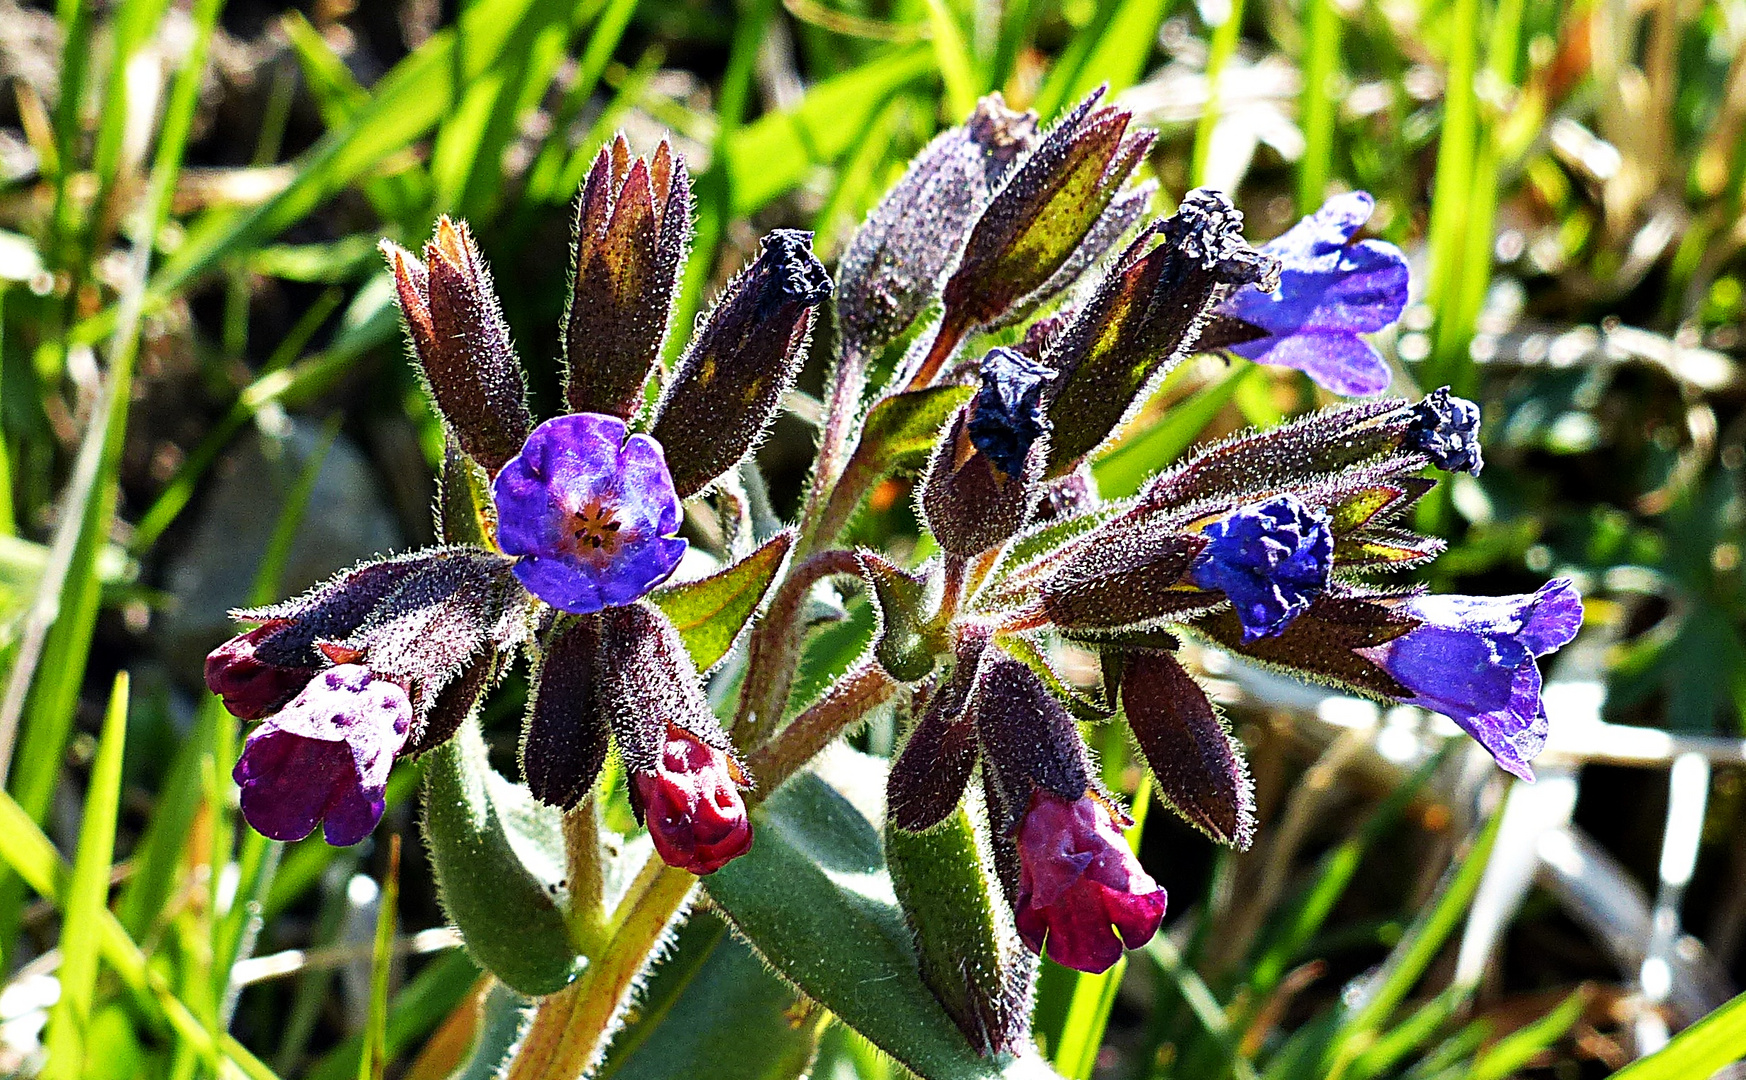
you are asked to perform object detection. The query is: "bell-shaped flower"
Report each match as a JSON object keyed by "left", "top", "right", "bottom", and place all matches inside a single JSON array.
[
  {"left": 1358, "top": 579, "right": 1583, "bottom": 780},
  {"left": 632, "top": 725, "right": 753, "bottom": 875},
  {"left": 1190, "top": 494, "right": 1334, "bottom": 641},
  {"left": 1215, "top": 192, "right": 1408, "bottom": 396},
  {"left": 1014, "top": 791, "right": 1168, "bottom": 974},
  {"left": 233, "top": 665, "right": 412, "bottom": 846},
  {"left": 205, "top": 620, "right": 319, "bottom": 720},
  {"left": 493, "top": 413, "right": 687, "bottom": 615}
]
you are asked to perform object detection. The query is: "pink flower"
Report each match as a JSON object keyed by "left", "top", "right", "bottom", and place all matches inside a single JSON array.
[
  {"left": 1014, "top": 791, "right": 1167, "bottom": 973},
  {"left": 204, "top": 621, "right": 318, "bottom": 720},
  {"left": 631, "top": 725, "right": 752, "bottom": 875}
]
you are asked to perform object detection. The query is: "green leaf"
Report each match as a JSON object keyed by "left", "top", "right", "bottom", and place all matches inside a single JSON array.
[
  {"left": 602, "top": 911, "right": 825, "bottom": 1080},
  {"left": 651, "top": 530, "right": 795, "bottom": 672},
  {"left": 42, "top": 673, "right": 129, "bottom": 1080},
  {"left": 819, "top": 385, "right": 974, "bottom": 545},
  {"left": 705, "top": 763, "right": 1058, "bottom": 1080},
  {"left": 423, "top": 724, "right": 587, "bottom": 997},
  {"left": 447, "top": 983, "right": 532, "bottom": 1080},
  {"left": 303, "top": 950, "right": 482, "bottom": 1080},
  {"left": 861, "top": 553, "right": 940, "bottom": 683},
  {"left": 1608, "top": 990, "right": 1746, "bottom": 1080}
]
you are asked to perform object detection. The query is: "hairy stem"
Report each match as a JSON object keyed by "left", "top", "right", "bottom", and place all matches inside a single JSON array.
[
  {"left": 747, "top": 662, "right": 896, "bottom": 795},
  {"left": 796, "top": 345, "right": 870, "bottom": 559},
  {"left": 561, "top": 797, "right": 609, "bottom": 957},
  {"left": 902, "top": 317, "right": 965, "bottom": 392},
  {"left": 732, "top": 549, "right": 865, "bottom": 750}
]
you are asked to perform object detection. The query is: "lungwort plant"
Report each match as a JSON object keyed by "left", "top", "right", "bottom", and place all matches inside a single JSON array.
[{"left": 203, "top": 89, "right": 1582, "bottom": 1079}]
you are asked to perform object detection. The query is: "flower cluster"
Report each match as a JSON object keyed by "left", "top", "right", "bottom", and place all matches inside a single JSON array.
[
  {"left": 208, "top": 135, "right": 833, "bottom": 876},
  {"left": 202, "top": 89, "right": 1582, "bottom": 1059}
]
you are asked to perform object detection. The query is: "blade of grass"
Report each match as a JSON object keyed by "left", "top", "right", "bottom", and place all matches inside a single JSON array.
[
  {"left": 360, "top": 836, "right": 402, "bottom": 1080},
  {"left": 1093, "top": 362, "right": 1259, "bottom": 498},
  {"left": 41, "top": 672, "right": 129, "bottom": 1080},
  {"left": 1296, "top": 0, "right": 1341, "bottom": 213},
  {"left": 1608, "top": 988, "right": 1746, "bottom": 1080},
  {"left": 1466, "top": 989, "right": 1584, "bottom": 1080},
  {"left": 1420, "top": 0, "right": 1481, "bottom": 378},
  {"left": 1191, "top": 0, "right": 1246, "bottom": 186},
  {"left": 923, "top": 0, "right": 980, "bottom": 118},
  {"left": 1059, "top": 0, "right": 1173, "bottom": 111},
  {"left": 521, "top": 0, "right": 641, "bottom": 207}
]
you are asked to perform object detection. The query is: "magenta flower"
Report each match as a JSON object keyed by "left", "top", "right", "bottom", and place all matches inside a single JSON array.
[
  {"left": 1217, "top": 192, "right": 1408, "bottom": 396},
  {"left": 205, "top": 620, "right": 319, "bottom": 720},
  {"left": 1014, "top": 790, "right": 1167, "bottom": 974},
  {"left": 1360, "top": 579, "right": 1583, "bottom": 781},
  {"left": 493, "top": 413, "right": 687, "bottom": 614},
  {"left": 631, "top": 725, "right": 752, "bottom": 875},
  {"left": 1191, "top": 494, "right": 1334, "bottom": 641},
  {"left": 233, "top": 665, "right": 412, "bottom": 846}
]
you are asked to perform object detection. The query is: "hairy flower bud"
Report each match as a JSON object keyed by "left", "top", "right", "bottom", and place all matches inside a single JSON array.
[
  {"left": 234, "top": 665, "right": 412, "bottom": 846},
  {"left": 837, "top": 94, "right": 1038, "bottom": 358},
  {"left": 1407, "top": 387, "right": 1484, "bottom": 475},
  {"left": 1117, "top": 649, "right": 1254, "bottom": 847},
  {"left": 1039, "top": 517, "right": 1210, "bottom": 633},
  {"left": 1044, "top": 189, "right": 1279, "bottom": 475},
  {"left": 919, "top": 406, "right": 1031, "bottom": 556},
  {"left": 652, "top": 229, "right": 832, "bottom": 498},
  {"left": 383, "top": 218, "right": 531, "bottom": 473},
  {"left": 967, "top": 347, "right": 1054, "bottom": 479},
  {"left": 972, "top": 657, "right": 1105, "bottom": 837},
  {"left": 632, "top": 725, "right": 753, "bottom": 875},
  {"left": 887, "top": 633, "right": 987, "bottom": 832},
  {"left": 564, "top": 135, "right": 693, "bottom": 419},
  {"left": 1013, "top": 791, "right": 1166, "bottom": 974},
  {"left": 206, "top": 621, "right": 319, "bottom": 720}
]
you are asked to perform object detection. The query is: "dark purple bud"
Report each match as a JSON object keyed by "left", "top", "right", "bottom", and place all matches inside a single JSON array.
[
  {"left": 1118, "top": 650, "right": 1253, "bottom": 847},
  {"left": 1039, "top": 518, "right": 1211, "bottom": 633},
  {"left": 406, "top": 650, "right": 495, "bottom": 757},
  {"left": 233, "top": 665, "right": 412, "bottom": 846},
  {"left": 967, "top": 347, "right": 1054, "bottom": 480},
  {"left": 383, "top": 218, "right": 531, "bottom": 474},
  {"left": 971, "top": 657, "right": 1102, "bottom": 837},
  {"left": 1013, "top": 790, "right": 1166, "bottom": 974},
  {"left": 564, "top": 135, "right": 692, "bottom": 420},
  {"left": 205, "top": 621, "right": 318, "bottom": 720},
  {"left": 1213, "top": 192, "right": 1409, "bottom": 396},
  {"left": 632, "top": 724, "right": 753, "bottom": 875},
  {"left": 887, "top": 636, "right": 986, "bottom": 832},
  {"left": 1044, "top": 189, "right": 1279, "bottom": 475},
  {"left": 1358, "top": 580, "right": 1582, "bottom": 781},
  {"left": 1197, "top": 593, "right": 1419, "bottom": 700},
  {"left": 493, "top": 413, "right": 687, "bottom": 615},
  {"left": 522, "top": 614, "right": 610, "bottom": 809},
  {"left": 1407, "top": 387, "right": 1484, "bottom": 475},
  {"left": 1189, "top": 494, "right": 1334, "bottom": 641},
  {"left": 837, "top": 94, "right": 1038, "bottom": 357},
  {"left": 919, "top": 405, "right": 1032, "bottom": 556},
  {"left": 1142, "top": 398, "right": 1411, "bottom": 510},
  {"left": 651, "top": 230, "right": 831, "bottom": 497}
]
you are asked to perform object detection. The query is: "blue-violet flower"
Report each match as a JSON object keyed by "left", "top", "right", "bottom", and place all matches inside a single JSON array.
[
  {"left": 1218, "top": 192, "right": 1408, "bottom": 396},
  {"left": 233, "top": 664, "right": 412, "bottom": 846},
  {"left": 494, "top": 413, "right": 686, "bottom": 614},
  {"left": 1359, "top": 579, "right": 1583, "bottom": 781},
  {"left": 1407, "top": 386, "right": 1484, "bottom": 475},
  {"left": 1191, "top": 494, "right": 1334, "bottom": 641},
  {"left": 1015, "top": 790, "right": 1168, "bottom": 974},
  {"left": 967, "top": 346, "right": 1054, "bottom": 478}
]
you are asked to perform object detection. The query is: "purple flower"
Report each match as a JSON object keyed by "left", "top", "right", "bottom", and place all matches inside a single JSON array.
[
  {"left": 493, "top": 413, "right": 687, "bottom": 614},
  {"left": 1408, "top": 386, "right": 1484, "bottom": 475},
  {"left": 1014, "top": 791, "right": 1167, "bottom": 974},
  {"left": 1359, "top": 579, "right": 1583, "bottom": 781},
  {"left": 631, "top": 725, "right": 753, "bottom": 875},
  {"left": 233, "top": 665, "right": 412, "bottom": 846},
  {"left": 205, "top": 621, "right": 319, "bottom": 720},
  {"left": 1191, "top": 494, "right": 1334, "bottom": 641},
  {"left": 967, "top": 347, "right": 1054, "bottom": 478},
  {"left": 1218, "top": 192, "right": 1408, "bottom": 396}
]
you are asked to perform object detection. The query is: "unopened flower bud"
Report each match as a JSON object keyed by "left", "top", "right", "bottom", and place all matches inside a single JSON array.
[
  {"left": 1407, "top": 387, "right": 1484, "bottom": 475},
  {"left": 1044, "top": 189, "right": 1278, "bottom": 475},
  {"left": 233, "top": 665, "right": 412, "bottom": 846},
  {"left": 205, "top": 621, "right": 318, "bottom": 719},
  {"left": 837, "top": 94, "right": 1038, "bottom": 358},
  {"left": 1117, "top": 648, "right": 1254, "bottom": 847},
  {"left": 383, "top": 218, "right": 531, "bottom": 473},
  {"left": 1013, "top": 791, "right": 1166, "bottom": 974},
  {"left": 1189, "top": 494, "right": 1334, "bottom": 641},
  {"left": 967, "top": 347, "right": 1054, "bottom": 479},
  {"left": 652, "top": 229, "right": 832, "bottom": 498},
  {"left": 564, "top": 135, "right": 693, "bottom": 419},
  {"left": 632, "top": 724, "right": 753, "bottom": 875}
]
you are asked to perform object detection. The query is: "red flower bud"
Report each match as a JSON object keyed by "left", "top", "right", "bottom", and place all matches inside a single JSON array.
[
  {"left": 1014, "top": 791, "right": 1166, "bottom": 974},
  {"left": 632, "top": 724, "right": 753, "bottom": 875},
  {"left": 205, "top": 621, "right": 318, "bottom": 720}
]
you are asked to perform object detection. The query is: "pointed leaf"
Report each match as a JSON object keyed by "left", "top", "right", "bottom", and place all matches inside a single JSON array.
[
  {"left": 650, "top": 530, "right": 793, "bottom": 672},
  {"left": 861, "top": 552, "right": 940, "bottom": 683}
]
